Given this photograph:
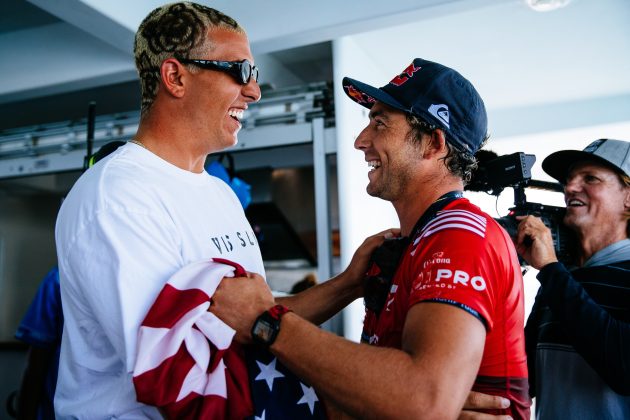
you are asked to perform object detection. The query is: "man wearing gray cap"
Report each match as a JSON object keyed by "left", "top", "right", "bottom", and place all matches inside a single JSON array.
[{"left": 514, "top": 139, "right": 630, "bottom": 418}]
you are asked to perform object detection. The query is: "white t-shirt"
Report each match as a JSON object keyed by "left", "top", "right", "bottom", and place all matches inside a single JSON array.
[{"left": 54, "top": 143, "right": 265, "bottom": 419}]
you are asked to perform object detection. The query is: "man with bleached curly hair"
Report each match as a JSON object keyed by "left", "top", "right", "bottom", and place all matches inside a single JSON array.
[
  {"left": 54, "top": 3, "right": 261, "bottom": 418},
  {"left": 55, "top": 3, "right": 385, "bottom": 418}
]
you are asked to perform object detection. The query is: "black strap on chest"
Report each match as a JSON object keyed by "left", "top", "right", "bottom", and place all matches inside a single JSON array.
[
  {"left": 362, "top": 191, "right": 463, "bottom": 315},
  {"left": 407, "top": 190, "right": 463, "bottom": 241}
]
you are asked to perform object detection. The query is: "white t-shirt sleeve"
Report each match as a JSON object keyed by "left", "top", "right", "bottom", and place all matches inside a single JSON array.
[{"left": 61, "top": 206, "right": 183, "bottom": 372}]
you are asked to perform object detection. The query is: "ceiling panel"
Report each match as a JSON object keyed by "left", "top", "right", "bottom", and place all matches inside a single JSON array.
[{"left": 0, "top": 0, "right": 627, "bottom": 133}]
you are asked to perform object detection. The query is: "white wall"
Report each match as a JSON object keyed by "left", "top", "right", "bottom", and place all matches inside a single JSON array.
[
  {"left": 332, "top": 36, "right": 398, "bottom": 341},
  {"left": 331, "top": 0, "right": 630, "bottom": 340}
]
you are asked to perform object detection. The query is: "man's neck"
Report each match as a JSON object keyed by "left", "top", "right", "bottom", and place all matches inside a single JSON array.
[
  {"left": 577, "top": 226, "right": 628, "bottom": 265},
  {"left": 393, "top": 178, "right": 464, "bottom": 237},
  {"left": 135, "top": 113, "right": 208, "bottom": 173}
]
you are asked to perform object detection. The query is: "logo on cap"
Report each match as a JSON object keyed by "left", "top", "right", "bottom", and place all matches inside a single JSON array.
[
  {"left": 389, "top": 62, "right": 421, "bottom": 87},
  {"left": 428, "top": 104, "right": 450, "bottom": 128},
  {"left": 344, "top": 84, "right": 376, "bottom": 105},
  {"left": 584, "top": 139, "right": 605, "bottom": 153}
]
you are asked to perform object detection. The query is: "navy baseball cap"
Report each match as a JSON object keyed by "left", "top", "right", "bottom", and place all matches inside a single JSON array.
[
  {"left": 543, "top": 139, "right": 630, "bottom": 183},
  {"left": 343, "top": 58, "right": 488, "bottom": 154}
]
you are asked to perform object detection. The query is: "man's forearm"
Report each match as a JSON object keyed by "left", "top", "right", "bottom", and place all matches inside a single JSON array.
[
  {"left": 278, "top": 229, "right": 397, "bottom": 325},
  {"left": 269, "top": 313, "right": 432, "bottom": 419},
  {"left": 277, "top": 271, "right": 362, "bottom": 325},
  {"left": 268, "top": 303, "right": 484, "bottom": 419}
]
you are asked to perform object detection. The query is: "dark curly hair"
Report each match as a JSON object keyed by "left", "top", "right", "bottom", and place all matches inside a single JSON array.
[
  {"left": 134, "top": 2, "right": 244, "bottom": 116},
  {"left": 405, "top": 114, "right": 488, "bottom": 184}
]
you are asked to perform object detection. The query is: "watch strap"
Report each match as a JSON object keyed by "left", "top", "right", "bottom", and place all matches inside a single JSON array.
[
  {"left": 267, "top": 304, "right": 292, "bottom": 321},
  {"left": 251, "top": 305, "right": 292, "bottom": 347}
]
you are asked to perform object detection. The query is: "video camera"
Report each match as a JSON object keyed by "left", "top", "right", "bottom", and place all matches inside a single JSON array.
[{"left": 466, "top": 150, "right": 573, "bottom": 265}]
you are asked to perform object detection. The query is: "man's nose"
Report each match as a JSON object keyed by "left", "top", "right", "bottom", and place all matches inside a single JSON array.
[
  {"left": 564, "top": 177, "right": 581, "bottom": 193},
  {"left": 354, "top": 127, "right": 370, "bottom": 150},
  {"left": 242, "top": 79, "right": 261, "bottom": 103}
]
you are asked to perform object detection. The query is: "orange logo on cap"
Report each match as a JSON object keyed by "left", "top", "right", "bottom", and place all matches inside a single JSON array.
[{"left": 345, "top": 85, "right": 376, "bottom": 105}]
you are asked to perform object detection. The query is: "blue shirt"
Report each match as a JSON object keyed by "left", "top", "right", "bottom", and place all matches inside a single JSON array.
[{"left": 15, "top": 267, "right": 63, "bottom": 420}]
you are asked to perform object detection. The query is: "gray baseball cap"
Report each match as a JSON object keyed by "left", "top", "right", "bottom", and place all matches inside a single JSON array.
[{"left": 542, "top": 139, "right": 630, "bottom": 183}]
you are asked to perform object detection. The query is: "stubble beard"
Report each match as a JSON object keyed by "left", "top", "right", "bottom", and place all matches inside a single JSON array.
[{"left": 366, "top": 165, "right": 409, "bottom": 202}]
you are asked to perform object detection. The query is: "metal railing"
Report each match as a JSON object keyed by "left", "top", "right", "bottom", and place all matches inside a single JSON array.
[{"left": 0, "top": 82, "right": 334, "bottom": 164}]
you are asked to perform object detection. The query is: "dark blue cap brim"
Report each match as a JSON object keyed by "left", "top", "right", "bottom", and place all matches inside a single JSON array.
[{"left": 342, "top": 77, "right": 410, "bottom": 114}]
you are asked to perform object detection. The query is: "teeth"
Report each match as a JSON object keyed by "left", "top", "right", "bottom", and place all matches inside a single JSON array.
[
  {"left": 567, "top": 199, "right": 585, "bottom": 206},
  {"left": 368, "top": 160, "right": 381, "bottom": 170},
  {"left": 228, "top": 109, "right": 244, "bottom": 121}
]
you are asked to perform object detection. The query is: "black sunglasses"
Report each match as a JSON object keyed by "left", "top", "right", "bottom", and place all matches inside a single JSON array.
[{"left": 177, "top": 58, "right": 259, "bottom": 84}]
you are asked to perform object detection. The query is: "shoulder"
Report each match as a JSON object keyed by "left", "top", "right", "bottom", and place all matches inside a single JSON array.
[
  {"left": 572, "top": 260, "right": 630, "bottom": 283},
  {"left": 409, "top": 198, "right": 517, "bottom": 273},
  {"left": 56, "top": 147, "right": 173, "bottom": 246},
  {"left": 63, "top": 145, "right": 197, "bottom": 216},
  {"left": 575, "top": 260, "right": 630, "bottom": 272},
  {"left": 609, "top": 260, "right": 630, "bottom": 269},
  {"left": 64, "top": 146, "right": 143, "bottom": 200}
]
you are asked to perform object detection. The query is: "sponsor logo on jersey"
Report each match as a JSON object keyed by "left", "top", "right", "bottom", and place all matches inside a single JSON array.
[
  {"left": 422, "top": 251, "right": 452, "bottom": 269},
  {"left": 414, "top": 270, "right": 433, "bottom": 288},
  {"left": 414, "top": 268, "right": 487, "bottom": 292},
  {"left": 436, "top": 269, "right": 487, "bottom": 291},
  {"left": 385, "top": 284, "right": 398, "bottom": 311},
  {"left": 385, "top": 297, "right": 395, "bottom": 312}
]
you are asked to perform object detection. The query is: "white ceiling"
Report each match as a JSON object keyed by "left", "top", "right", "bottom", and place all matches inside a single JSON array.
[
  {"left": 349, "top": 0, "right": 630, "bottom": 110},
  {"left": 1, "top": 0, "right": 629, "bottom": 133}
]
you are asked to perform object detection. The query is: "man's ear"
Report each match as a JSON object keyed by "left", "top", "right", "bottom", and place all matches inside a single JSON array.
[
  {"left": 422, "top": 129, "right": 448, "bottom": 159},
  {"left": 624, "top": 186, "right": 630, "bottom": 211},
  {"left": 160, "top": 58, "right": 186, "bottom": 98}
]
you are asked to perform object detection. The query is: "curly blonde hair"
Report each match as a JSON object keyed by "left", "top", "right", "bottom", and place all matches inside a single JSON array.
[{"left": 134, "top": 2, "right": 244, "bottom": 116}]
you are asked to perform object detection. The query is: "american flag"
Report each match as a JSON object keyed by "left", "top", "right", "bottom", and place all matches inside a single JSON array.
[{"left": 133, "top": 258, "right": 326, "bottom": 419}]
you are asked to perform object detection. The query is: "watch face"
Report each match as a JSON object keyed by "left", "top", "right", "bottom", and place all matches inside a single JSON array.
[{"left": 253, "top": 317, "right": 277, "bottom": 344}]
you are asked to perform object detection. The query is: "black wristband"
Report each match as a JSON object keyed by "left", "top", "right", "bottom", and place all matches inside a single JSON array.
[{"left": 251, "top": 305, "right": 291, "bottom": 346}]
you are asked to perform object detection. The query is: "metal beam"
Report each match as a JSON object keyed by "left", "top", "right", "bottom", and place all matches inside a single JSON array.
[
  {"left": 26, "top": 0, "right": 135, "bottom": 54},
  {"left": 312, "top": 117, "right": 332, "bottom": 282}
]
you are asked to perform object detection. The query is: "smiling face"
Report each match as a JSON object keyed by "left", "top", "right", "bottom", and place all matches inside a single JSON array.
[
  {"left": 185, "top": 27, "right": 261, "bottom": 153},
  {"left": 563, "top": 161, "right": 630, "bottom": 237},
  {"left": 353, "top": 102, "right": 424, "bottom": 202}
]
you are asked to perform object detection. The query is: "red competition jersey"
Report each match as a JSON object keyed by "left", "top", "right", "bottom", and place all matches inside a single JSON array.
[{"left": 362, "top": 198, "right": 530, "bottom": 419}]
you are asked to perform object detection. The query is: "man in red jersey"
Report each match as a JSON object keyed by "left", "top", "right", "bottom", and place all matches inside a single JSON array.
[{"left": 210, "top": 58, "right": 530, "bottom": 419}]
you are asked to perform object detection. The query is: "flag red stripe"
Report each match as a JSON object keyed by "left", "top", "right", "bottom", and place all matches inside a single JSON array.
[
  {"left": 133, "top": 259, "right": 254, "bottom": 419},
  {"left": 142, "top": 284, "right": 210, "bottom": 328}
]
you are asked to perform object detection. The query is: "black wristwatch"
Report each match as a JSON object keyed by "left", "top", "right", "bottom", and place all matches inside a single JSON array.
[{"left": 251, "top": 304, "right": 292, "bottom": 346}]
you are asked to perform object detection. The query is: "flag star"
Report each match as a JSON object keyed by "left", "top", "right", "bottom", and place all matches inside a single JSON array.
[
  {"left": 297, "top": 383, "right": 319, "bottom": 414},
  {"left": 255, "top": 358, "right": 284, "bottom": 391},
  {"left": 255, "top": 409, "right": 266, "bottom": 420}
]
